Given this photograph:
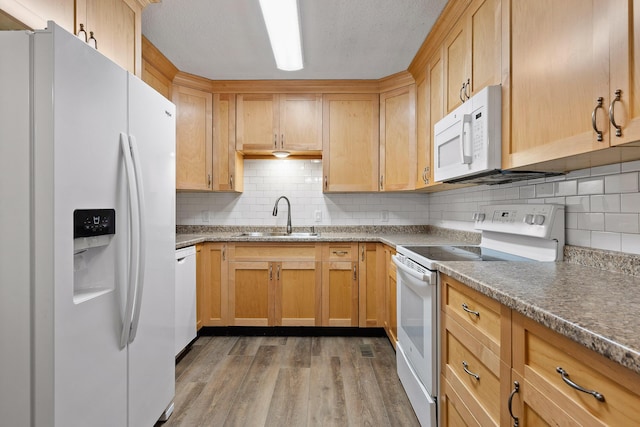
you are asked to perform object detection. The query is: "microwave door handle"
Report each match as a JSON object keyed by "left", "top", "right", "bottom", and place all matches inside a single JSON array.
[{"left": 460, "top": 114, "right": 472, "bottom": 164}]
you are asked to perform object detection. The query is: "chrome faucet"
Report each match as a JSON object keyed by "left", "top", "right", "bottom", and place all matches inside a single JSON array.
[{"left": 272, "top": 196, "right": 292, "bottom": 234}]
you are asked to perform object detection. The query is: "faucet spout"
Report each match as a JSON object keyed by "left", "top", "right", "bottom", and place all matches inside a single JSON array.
[{"left": 272, "top": 196, "right": 292, "bottom": 234}]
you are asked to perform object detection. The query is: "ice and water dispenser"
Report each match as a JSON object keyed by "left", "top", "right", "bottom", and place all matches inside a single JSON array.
[{"left": 73, "top": 209, "right": 116, "bottom": 303}]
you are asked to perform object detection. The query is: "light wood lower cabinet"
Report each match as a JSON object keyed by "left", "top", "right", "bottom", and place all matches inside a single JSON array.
[
  {"left": 358, "top": 243, "right": 386, "bottom": 327},
  {"left": 511, "top": 312, "right": 640, "bottom": 426},
  {"left": 228, "top": 243, "right": 322, "bottom": 326},
  {"left": 441, "top": 273, "right": 640, "bottom": 427},
  {"left": 195, "top": 243, "right": 228, "bottom": 329},
  {"left": 321, "top": 243, "right": 359, "bottom": 326},
  {"left": 383, "top": 245, "right": 397, "bottom": 347}
]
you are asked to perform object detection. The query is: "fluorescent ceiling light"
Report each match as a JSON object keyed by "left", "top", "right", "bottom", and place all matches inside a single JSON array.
[{"left": 259, "top": 0, "right": 303, "bottom": 71}]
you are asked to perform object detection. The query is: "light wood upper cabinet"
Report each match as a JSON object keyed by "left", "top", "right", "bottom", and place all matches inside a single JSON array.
[
  {"left": 213, "top": 93, "right": 243, "bottom": 192},
  {"left": 322, "top": 93, "right": 380, "bottom": 192},
  {"left": 236, "top": 93, "right": 322, "bottom": 155},
  {"left": 502, "top": 0, "right": 640, "bottom": 170},
  {"left": 76, "top": 0, "right": 139, "bottom": 75},
  {"left": 173, "top": 84, "right": 213, "bottom": 191},
  {"left": 380, "top": 85, "right": 416, "bottom": 191},
  {"left": 605, "top": 0, "right": 640, "bottom": 146},
  {"left": 1, "top": 0, "right": 141, "bottom": 75},
  {"left": 444, "top": 0, "right": 501, "bottom": 113}
]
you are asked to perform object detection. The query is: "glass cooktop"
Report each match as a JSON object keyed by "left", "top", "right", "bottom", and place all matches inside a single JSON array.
[{"left": 400, "top": 245, "right": 532, "bottom": 262}]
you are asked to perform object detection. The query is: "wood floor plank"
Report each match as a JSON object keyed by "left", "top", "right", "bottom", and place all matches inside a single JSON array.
[
  {"left": 341, "top": 354, "right": 392, "bottom": 426},
  {"left": 282, "top": 336, "right": 311, "bottom": 368},
  {"left": 370, "top": 339, "right": 421, "bottom": 426},
  {"left": 179, "top": 336, "right": 239, "bottom": 383},
  {"left": 160, "top": 381, "right": 205, "bottom": 427},
  {"left": 223, "top": 345, "right": 282, "bottom": 426},
  {"left": 178, "top": 354, "right": 254, "bottom": 427},
  {"left": 227, "top": 336, "right": 264, "bottom": 356},
  {"left": 264, "top": 367, "right": 310, "bottom": 426},
  {"left": 307, "top": 356, "right": 348, "bottom": 426}
]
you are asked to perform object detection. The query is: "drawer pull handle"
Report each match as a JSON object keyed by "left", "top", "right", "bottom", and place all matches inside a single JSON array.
[
  {"left": 332, "top": 250, "right": 348, "bottom": 256},
  {"left": 462, "top": 361, "right": 480, "bottom": 380},
  {"left": 556, "top": 367, "right": 605, "bottom": 402},
  {"left": 508, "top": 381, "right": 520, "bottom": 427},
  {"left": 461, "top": 303, "right": 479, "bottom": 317}
]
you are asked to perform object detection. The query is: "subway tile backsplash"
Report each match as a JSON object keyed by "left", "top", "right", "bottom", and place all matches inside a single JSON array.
[
  {"left": 176, "top": 159, "right": 640, "bottom": 255},
  {"left": 429, "top": 160, "right": 640, "bottom": 254}
]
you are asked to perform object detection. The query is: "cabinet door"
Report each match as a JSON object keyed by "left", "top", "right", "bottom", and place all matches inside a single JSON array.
[
  {"left": 173, "top": 85, "right": 213, "bottom": 191},
  {"left": 279, "top": 94, "right": 322, "bottom": 152},
  {"left": 213, "top": 93, "right": 243, "bottom": 192},
  {"left": 322, "top": 93, "right": 380, "bottom": 192},
  {"left": 275, "top": 261, "right": 321, "bottom": 326},
  {"left": 443, "top": 19, "right": 470, "bottom": 113},
  {"left": 415, "top": 74, "right": 431, "bottom": 189},
  {"left": 236, "top": 93, "right": 278, "bottom": 152},
  {"left": 0, "top": 0, "right": 74, "bottom": 32},
  {"left": 80, "top": 0, "right": 139, "bottom": 75},
  {"left": 468, "top": 0, "right": 501, "bottom": 95},
  {"left": 427, "top": 48, "right": 445, "bottom": 185},
  {"left": 322, "top": 261, "right": 358, "bottom": 326},
  {"left": 380, "top": 85, "right": 417, "bottom": 191},
  {"left": 383, "top": 246, "right": 397, "bottom": 346},
  {"left": 609, "top": 0, "right": 640, "bottom": 146},
  {"left": 197, "top": 243, "right": 228, "bottom": 327},
  {"left": 503, "top": 0, "right": 610, "bottom": 168},
  {"left": 511, "top": 312, "right": 640, "bottom": 426},
  {"left": 358, "top": 243, "right": 385, "bottom": 327},
  {"left": 228, "top": 261, "right": 272, "bottom": 326}
]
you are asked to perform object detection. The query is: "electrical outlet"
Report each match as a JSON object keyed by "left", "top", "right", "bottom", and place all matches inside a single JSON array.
[
  {"left": 314, "top": 210, "right": 322, "bottom": 222},
  {"left": 381, "top": 210, "right": 389, "bottom": 222},
  {"left": 201, "top": 210, "right": 209, "bottom": 223}
]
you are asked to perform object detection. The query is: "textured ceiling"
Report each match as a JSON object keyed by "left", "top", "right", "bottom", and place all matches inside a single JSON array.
[{"left": 142, "top": 0, "right": 448, "bottom": 80}]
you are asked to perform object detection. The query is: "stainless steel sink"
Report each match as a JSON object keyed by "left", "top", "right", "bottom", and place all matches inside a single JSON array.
[{"left": 235, "top": 231, "right": 319, "bottom": 238}]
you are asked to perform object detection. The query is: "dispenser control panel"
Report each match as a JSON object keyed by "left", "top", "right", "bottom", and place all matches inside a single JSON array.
[{"left": 74, "top": 209, "right": 116, "bottom": 238}]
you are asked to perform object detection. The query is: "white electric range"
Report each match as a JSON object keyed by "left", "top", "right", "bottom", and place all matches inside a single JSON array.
[{"left": 392, "top": 203, "right": 565, "bottom": 426}]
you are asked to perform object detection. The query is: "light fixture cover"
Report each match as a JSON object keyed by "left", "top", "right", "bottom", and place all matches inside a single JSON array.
[
  {"left": 272, "top": 150, "right": 291, "bottom": 158},
  {"left": 259, "top": 0, "right": 303, "bottom": 71}
]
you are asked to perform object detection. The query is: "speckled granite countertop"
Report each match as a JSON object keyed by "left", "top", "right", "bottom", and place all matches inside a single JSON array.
[
  {"left": 437, "top": 261, "right": 640, "bottom": 375},
  {"left": 174, "top": 225, "right": 640, "bottom": 376},
  {"left": 175, "top": 225, "right": 480, "bottom": 249}
]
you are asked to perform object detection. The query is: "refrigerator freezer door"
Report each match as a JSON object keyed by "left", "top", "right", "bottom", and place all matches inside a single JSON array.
[
  {"left": 0, "top": 30, "right": 32, "bottom": 427},
  {"left": 33, "top": 25, "right": 129, "bottom": 427},
  {"left": 126, "top": 73, "right": 176, "bottom": 427}
]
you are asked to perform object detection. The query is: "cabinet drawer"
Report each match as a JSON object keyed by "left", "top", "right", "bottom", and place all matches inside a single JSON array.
[
  {"left": 229, "top": 243, "right": 318, "bottom": 261},
  {"left": 322, "top": 243, "right": 357, "bottom": 261},
  {"left": 443, "top": 314, "right": 501, "bottom": 426},
  {"left": 513, "top": 313, "right": 640, "bottom": 426},
  {"left": 441, "top": 274, "right": 503, "bottom": 354}
]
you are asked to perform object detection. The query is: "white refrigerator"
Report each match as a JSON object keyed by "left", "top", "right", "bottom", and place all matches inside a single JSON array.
[{"left": 0, "top": 22, "right": 176, "bottom": 426}]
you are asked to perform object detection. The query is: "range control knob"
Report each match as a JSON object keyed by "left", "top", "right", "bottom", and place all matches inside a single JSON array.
[
  {"left": 534, "top": 214, "right": 546, "bottom": 225},
  {"left": 524, "top": 214, "right": 534, "bottom": 225}
]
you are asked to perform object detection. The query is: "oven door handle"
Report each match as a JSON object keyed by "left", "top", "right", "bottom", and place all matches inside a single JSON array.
[{"left": 392, "top": 255, "right": 433, "bottom": 284}]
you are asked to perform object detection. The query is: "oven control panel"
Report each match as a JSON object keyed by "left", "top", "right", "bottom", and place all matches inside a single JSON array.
[{"left": 472, "top": 203, "right": 564, "bottom": 241}]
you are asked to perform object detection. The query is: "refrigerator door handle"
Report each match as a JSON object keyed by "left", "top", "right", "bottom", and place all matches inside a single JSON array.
[
  {"left": 119, "top": 132, "right": 141, "bottom": 349},
  {"left": 127, "top": 134, "right": 147, "bottom": 344}
]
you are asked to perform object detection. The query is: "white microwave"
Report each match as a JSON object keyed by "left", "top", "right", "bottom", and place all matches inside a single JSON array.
[{"left": 433, "top": 85, "right": 501, "bottom": 183}]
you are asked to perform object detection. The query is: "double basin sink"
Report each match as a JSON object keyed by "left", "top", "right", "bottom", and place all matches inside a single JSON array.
[{"left": 235, "top": 231, "right": 319, "bottom": 238}]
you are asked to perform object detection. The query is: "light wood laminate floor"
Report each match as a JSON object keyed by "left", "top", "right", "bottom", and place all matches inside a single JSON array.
[{"left": 158, "top": 335, "right": 420, "bottom": 427}]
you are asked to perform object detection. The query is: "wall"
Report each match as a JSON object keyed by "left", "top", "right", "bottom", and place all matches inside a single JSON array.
[
  {"left": 429, "top": 160, "right": 640, "bottom": 254},
  {"left": 177, "top": 159, "right": 640, "bottom": 255},
  {"left": 176, "top": 159, "right": 430, "bottom": 227}
]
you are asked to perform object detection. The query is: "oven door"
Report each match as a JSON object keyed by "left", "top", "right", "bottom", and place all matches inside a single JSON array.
[{"left": 393, "top": 255, "right": 438, "bottom": 425}]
